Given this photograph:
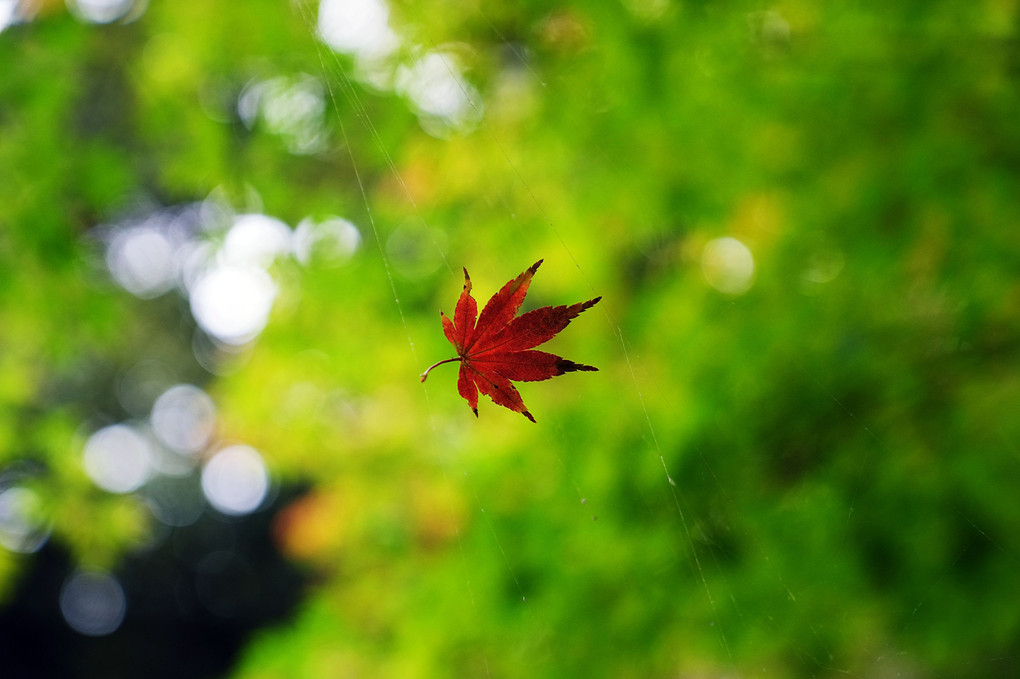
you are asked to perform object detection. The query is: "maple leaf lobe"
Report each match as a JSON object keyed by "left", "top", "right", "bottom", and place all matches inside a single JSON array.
[{"left": 420, "top": 260, "right": 599, "bottom": 422}]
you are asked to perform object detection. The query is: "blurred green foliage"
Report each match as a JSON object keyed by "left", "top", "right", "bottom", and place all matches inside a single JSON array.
[{"left": 2, "top": 0, "right": 1019, "bottom": 676}]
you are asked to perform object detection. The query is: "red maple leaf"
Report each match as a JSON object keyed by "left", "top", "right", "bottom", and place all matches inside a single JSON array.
[{"left": 420, "top": 260, "right": 600, "bottom": 422}]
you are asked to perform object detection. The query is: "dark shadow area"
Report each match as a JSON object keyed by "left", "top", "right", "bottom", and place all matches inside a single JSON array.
[{"left": 0, "top": 487, "right": 309, "bottom": 679}]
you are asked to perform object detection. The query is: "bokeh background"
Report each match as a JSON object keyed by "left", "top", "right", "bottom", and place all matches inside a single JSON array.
[{"left": 2, "top": 0, "right": 1019, "bottom": 676}]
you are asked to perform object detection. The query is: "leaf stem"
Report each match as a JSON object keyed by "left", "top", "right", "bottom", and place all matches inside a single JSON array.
[{"left": 419, "top": 357, "right": 462, "bottom": 382}]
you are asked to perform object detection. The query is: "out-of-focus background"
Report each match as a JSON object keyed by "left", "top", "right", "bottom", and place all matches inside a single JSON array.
[{"left": 1, "top": 0, "right": 1019, "bottom": 676}]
